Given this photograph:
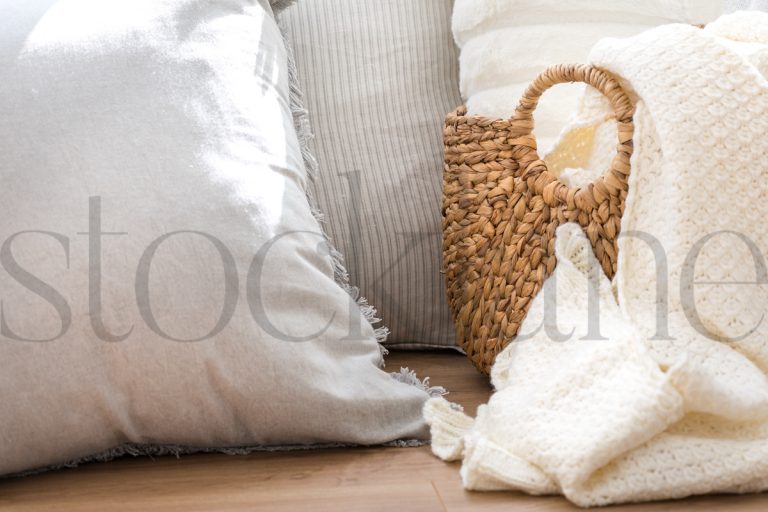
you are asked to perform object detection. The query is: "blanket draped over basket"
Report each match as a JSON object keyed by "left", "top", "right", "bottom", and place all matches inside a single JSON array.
[{"left": 427, "top": 12, "right": 768, "bottom": 507}]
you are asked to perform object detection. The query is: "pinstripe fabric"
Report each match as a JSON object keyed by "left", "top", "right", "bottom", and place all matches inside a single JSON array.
[{"left": 282, "top": 1, "right": 462, "bottom": 349}]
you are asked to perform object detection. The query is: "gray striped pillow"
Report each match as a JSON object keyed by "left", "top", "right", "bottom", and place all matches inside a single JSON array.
[{"left": 281, "top": 1, "right": 462, "bottom": 349}]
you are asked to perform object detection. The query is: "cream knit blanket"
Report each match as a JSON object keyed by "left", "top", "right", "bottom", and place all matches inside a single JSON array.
[{"left": 426, "top": 12, "right": 768, "bottom": 507}]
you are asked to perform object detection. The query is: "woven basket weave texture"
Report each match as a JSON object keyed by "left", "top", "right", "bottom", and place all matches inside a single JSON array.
[{"left": 443, "top": 64, "right": 635, "bottom": 374}]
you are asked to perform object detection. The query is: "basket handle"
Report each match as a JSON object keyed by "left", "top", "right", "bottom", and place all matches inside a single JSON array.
[{"left": 511, "top": 64, "right": 635, "bottom": 204}]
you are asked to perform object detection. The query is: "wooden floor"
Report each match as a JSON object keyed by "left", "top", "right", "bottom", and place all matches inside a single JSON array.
[{"left": 1, "top": 351, "right": 766, "bottom": 511}]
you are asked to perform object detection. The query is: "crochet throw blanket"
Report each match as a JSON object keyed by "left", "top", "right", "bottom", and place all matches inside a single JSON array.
[{"left": 425, "top": 12, "right": 768, "bottom": 507}]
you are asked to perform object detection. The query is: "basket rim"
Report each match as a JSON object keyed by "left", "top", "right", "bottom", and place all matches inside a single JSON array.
[{"left": 444, "top": 66, "right": 634, "bottom": 213}]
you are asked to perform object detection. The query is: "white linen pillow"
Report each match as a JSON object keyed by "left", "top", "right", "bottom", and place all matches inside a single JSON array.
[
  {"left": 453, "top": 0, "right": 722, "bottom": 154},
  {"left": 281, "top": 0, "right": 463, "bottom": 349},
  {"left": 0, "top": 0, "right": 434, "bottom": 476}
]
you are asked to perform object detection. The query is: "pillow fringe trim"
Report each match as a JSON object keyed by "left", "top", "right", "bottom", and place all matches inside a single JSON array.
[
  {"left": 279, "top": 17, "right": 391, "bottom": 363},
  {"left": 8, "top": 439, "right": 427, "bottom": 479},
  {"left": 6, "top": 371, "right": 445, "bottom": 479}
]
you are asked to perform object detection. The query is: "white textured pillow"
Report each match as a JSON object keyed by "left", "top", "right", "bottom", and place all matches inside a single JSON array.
[
  {"left": 0, "top": 0, "right": 432, "bottom": 476},
  {"left": 453, "top": 0, "right": 722, "bottom": 154}
]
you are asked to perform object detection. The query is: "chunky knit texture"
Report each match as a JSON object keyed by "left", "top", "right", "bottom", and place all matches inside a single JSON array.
[{"left": 426, "top": 12, "right": 768, "bottom": 507}]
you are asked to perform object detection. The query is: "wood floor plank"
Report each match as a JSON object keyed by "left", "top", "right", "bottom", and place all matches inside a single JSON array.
[
  {"left": 0, "top": 350, "right": 765, "bottom": 511},
  {"left": 0, "top": 448, "right": 447, "bottom": 512}
]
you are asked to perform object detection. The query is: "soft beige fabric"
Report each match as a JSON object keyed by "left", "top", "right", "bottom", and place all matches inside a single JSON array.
[
  {"left": 426, "top": 13, "right": 768, "bottom": 507},
  {"left": 0, "top": 0, "right": 434, "bottom": 477},
  {"left": 281, "top": 0, "right": 463, "bottom": 349},
  {"left": 726, "top": 0, "right": 768, "bottom": 11},
  {"left": 452, "top": 0, "right": 721, "bottom": 154}
]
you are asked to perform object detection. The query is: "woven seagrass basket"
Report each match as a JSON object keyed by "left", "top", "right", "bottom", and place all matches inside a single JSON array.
[{"left": 442, "top": 63, "right": 635, "bottom": 374}]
